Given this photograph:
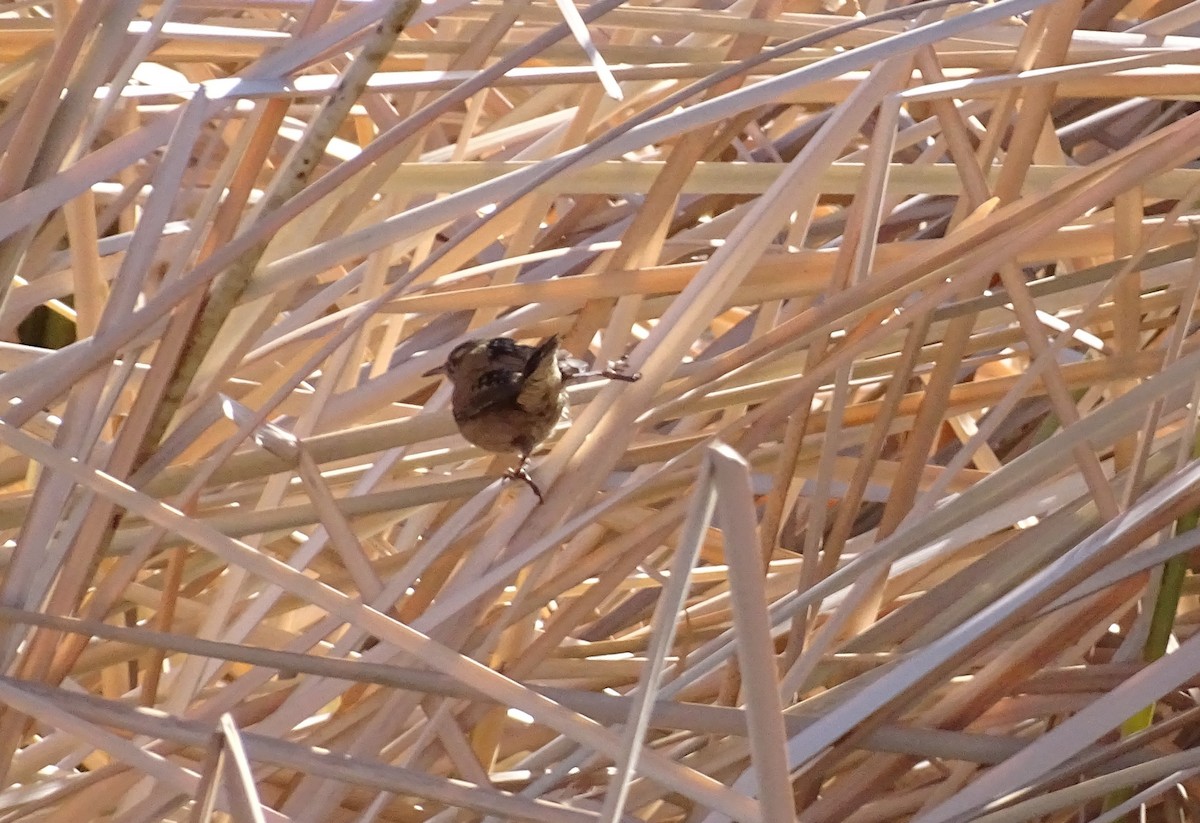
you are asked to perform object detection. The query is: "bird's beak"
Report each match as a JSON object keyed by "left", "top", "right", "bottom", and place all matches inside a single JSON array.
[{"left": 423, "top": 363, "right": 447, "bottom": 377}]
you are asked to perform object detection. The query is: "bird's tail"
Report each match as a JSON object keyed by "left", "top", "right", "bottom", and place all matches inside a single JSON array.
[{"left": 524, "top": 334, "right": 561, "bottom": 379}]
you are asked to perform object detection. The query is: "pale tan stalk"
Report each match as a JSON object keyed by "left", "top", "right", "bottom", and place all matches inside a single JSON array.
[{"left": 3, "top": 1, "right": 1200, "bottom": 819}]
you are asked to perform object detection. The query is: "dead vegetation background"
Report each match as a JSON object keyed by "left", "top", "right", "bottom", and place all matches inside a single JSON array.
[{"left": 0, "top": 0, "right": 1198, "bottom": 820}]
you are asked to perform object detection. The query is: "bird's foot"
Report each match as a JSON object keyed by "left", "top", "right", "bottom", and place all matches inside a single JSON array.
[
  {"left": 505, "top": 465, "right": 545, "bottom": 503},
  {"left": 600, "top": 358, "right": 641, "bottom": 382},
  {"left": 562, "top": 356, "right": 641, "bottom": 384}
]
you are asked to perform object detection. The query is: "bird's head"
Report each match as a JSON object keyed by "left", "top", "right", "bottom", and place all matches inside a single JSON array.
[{"left": 424, "top": 339, "right": 489, "bottom": 383}]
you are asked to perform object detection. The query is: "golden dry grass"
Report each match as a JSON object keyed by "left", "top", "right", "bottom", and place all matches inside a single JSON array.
[{"left": 0, "top": 0, "right": 1198, "bottom": 820}]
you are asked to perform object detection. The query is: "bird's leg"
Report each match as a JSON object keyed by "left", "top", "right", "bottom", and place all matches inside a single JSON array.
[
  {"left": 505, "top": 455, "right": 545, "bottom": 503},
  {"left": 600, "top": 362, "right": 641, "bottom": 382},
  {"left": 565, "top": 355, "right": 642, "bottom": 384}
]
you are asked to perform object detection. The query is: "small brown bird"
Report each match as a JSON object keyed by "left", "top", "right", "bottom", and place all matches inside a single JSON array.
[{"left": 424, "top": 334, "right": 640, "bottom": 501}]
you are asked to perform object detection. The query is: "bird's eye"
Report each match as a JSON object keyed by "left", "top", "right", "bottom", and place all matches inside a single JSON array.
[{"left": 446, "top": 340, "right": 477, "bottom": 372}]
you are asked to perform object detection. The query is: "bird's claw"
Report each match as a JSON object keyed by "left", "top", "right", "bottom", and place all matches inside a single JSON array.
[
  {"left": 506, "top": 465, "right": 545, "bottom": 503},
  {"left": 601, "top": 357, "right": 641, "bottom": 382}
]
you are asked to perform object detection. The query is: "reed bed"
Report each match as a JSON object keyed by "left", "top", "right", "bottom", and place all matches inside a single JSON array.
[{"left": 0, "top": 0, "right": 1198, "bottom": 820}]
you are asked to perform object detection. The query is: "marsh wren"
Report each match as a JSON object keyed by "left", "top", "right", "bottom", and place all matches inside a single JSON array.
[{"left": 424, "top": 335, "right": 640, "bottom": 501}]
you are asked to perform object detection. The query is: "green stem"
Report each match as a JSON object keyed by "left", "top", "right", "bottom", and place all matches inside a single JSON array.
[{"left": 1105, "top": 438, "right": 1199, "bottom": 817}]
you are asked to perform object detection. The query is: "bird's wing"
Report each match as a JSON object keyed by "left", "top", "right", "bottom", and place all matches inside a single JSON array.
[
  {"left": 485, "top": 336, "right": 539, "bottom": 372},
  {"left": 452, "top": 369, "right": 525, "bottom": 421}
]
